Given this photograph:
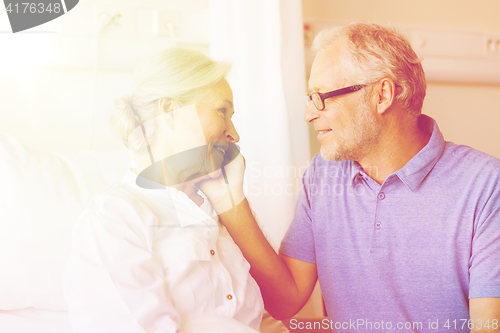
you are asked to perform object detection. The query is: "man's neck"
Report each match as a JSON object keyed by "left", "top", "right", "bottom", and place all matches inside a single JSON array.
[{"left": 357, "top": 115, "right": 432, "bottom": 185}]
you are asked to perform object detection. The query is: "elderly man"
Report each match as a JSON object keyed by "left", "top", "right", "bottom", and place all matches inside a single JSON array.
[{"left": 203, "top": 22, "right": 500, "bottom": 332}]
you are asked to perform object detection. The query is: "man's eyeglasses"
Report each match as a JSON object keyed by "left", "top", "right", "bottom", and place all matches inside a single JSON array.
[{"left": 305, "top": 84, "right": 366, "bottom": 111}]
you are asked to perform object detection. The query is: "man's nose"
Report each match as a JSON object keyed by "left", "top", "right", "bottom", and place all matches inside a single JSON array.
[{"left": 304, "top": 102, "right": 319, "bottom": 123}]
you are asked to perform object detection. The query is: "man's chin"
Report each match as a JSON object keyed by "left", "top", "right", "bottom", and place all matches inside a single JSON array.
[{"left": 320, "top": 145, "right": 343, "bottom": 162}]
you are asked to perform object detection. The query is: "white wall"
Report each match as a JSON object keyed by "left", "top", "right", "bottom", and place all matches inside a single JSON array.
[
  {"left": 0, "top": 0, "right": 209, "bottom": 151},
  {"left": 303, "top": 0, "right": 500, "bottom": 159}
]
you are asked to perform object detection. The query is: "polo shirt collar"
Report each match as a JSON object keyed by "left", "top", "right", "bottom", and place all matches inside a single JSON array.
[
  {"left": 350, "top": 160, "right": 364, "bottom": 182},
  {"left": 395, "top": 115, "right": 445, "bottom": 191},
  {"left": 350, "top": 115, "right": 445, "bottom": 191}
]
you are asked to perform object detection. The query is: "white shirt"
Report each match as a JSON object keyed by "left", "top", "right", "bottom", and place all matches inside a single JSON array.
[{"left": 64, "top": 170, "right": 264, "bottom": 333}]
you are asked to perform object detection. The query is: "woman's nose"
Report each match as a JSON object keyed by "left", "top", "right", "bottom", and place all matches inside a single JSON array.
[{"left": 225, "top": 121, "right": 240, "bottom": 143}]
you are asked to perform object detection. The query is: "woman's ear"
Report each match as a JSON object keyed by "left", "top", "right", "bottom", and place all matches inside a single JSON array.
[
  {"left": 158, "top": 98, "right": 181, "bottom": 129},
  {"left": 158, "top": 98, "right": 179, "bottom": 114}
]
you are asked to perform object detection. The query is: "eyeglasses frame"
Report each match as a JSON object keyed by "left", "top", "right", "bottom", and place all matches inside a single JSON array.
[{"left": 305, "top": 84, "right": 367, "bottom": 111}]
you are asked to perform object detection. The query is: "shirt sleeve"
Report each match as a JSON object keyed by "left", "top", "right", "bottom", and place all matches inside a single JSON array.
[
  {"left": 64, "top": 190, "right": 181, "bottom": 333},
  {"left": 469, "top": 178, "right": 500, "bottom": 298},
  {"left": 279, "top": 157, "right": 316, "bottom": 263}
]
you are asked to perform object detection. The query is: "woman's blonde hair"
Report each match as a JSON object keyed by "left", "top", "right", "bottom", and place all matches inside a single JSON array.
[{"left": 110, "top": 48, "right": 231, "bottom": 150}]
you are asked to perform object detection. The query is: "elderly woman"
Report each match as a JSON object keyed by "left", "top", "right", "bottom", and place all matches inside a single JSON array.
[{"left": 63, "top": 48, "right": 263, "bottom": 333}]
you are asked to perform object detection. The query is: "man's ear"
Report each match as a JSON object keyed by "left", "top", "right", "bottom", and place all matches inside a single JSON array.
[{"left": 375, "top": 78, "right": 396, "bottom": 115}]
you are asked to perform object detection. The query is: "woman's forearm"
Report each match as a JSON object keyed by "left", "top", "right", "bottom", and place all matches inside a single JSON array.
[{"left": 217, "top": 199, "right": 309, "bottom": 319}]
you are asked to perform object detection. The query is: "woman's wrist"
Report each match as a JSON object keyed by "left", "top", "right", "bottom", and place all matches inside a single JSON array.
[{"left": 208, "top": 186, "right": 246, "bottom": 215}]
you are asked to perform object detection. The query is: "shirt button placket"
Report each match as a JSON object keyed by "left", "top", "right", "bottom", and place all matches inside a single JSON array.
[
  {"left": 209, "top": 246, "right": 236, "bottom": 314},
  {"left": 371, "top": 190, "right": 386, "bottom": 253},
  {"left": 375, "top": 192, "right": 384, "bottom": 230}
]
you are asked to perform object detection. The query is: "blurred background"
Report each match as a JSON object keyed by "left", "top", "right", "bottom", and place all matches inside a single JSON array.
[{"left": 1, "top": 0, "right": 499, "bottom": 320}]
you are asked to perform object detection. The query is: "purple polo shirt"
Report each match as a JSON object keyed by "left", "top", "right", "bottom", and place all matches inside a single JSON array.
[{"left": 280, "top": 115, "right": 500, "bottom": 332}]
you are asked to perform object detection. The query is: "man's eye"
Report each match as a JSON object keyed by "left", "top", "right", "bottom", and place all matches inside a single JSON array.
[{"left": 218, "top": 108, "right": 227, "bottom": 116}]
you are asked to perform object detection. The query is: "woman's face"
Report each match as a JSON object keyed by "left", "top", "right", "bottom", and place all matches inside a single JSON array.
[
  {"left": 138, "top": 78, "right": 240, "bottom": 187},
  {"left": 195, "top": 78, "right": 239, "bottom": 174}
]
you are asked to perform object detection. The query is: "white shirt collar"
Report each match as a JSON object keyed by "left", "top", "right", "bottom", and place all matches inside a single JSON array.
[{"left": 123, "top": 169, "right": 219, "bottom": 226}]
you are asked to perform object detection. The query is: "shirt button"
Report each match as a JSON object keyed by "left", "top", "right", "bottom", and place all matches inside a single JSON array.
[
  {"left": 210, "top": 249, "right": 215, "bottom": 256},
  {"left": 375, "top": 222, "right": 382, "bottom": 229},
  {"left": 227, "top": 294, "right": 233, "bottom": 300},
  {"left": 377, "top": 192, "right": 385, "bottom": 200}
]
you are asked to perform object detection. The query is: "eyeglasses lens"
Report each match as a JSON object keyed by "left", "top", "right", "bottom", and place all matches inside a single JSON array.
[
  {"left": 304, "top": 95, "right": 311, "bottom": 107},
  {"left": 312, "top": 93, "right": 324, "bottom": 110}
]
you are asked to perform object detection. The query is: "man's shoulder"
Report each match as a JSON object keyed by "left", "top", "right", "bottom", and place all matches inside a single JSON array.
[{"left": 441, "top": 141, "right": 500, "bottom": 173}]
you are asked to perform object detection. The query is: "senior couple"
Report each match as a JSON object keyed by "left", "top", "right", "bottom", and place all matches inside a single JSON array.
[{"left": 64, "top": 22, "right": 500, "bottom": 333}]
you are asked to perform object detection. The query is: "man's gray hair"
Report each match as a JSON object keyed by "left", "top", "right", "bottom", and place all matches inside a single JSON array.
[{"left": 313, "top": 22, "right": 426, "bottom": 115}]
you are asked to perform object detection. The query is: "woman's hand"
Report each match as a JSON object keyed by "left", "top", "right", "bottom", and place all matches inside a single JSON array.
[{"left": 198, "top": 143, "right": 246, "bottom": 215}]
